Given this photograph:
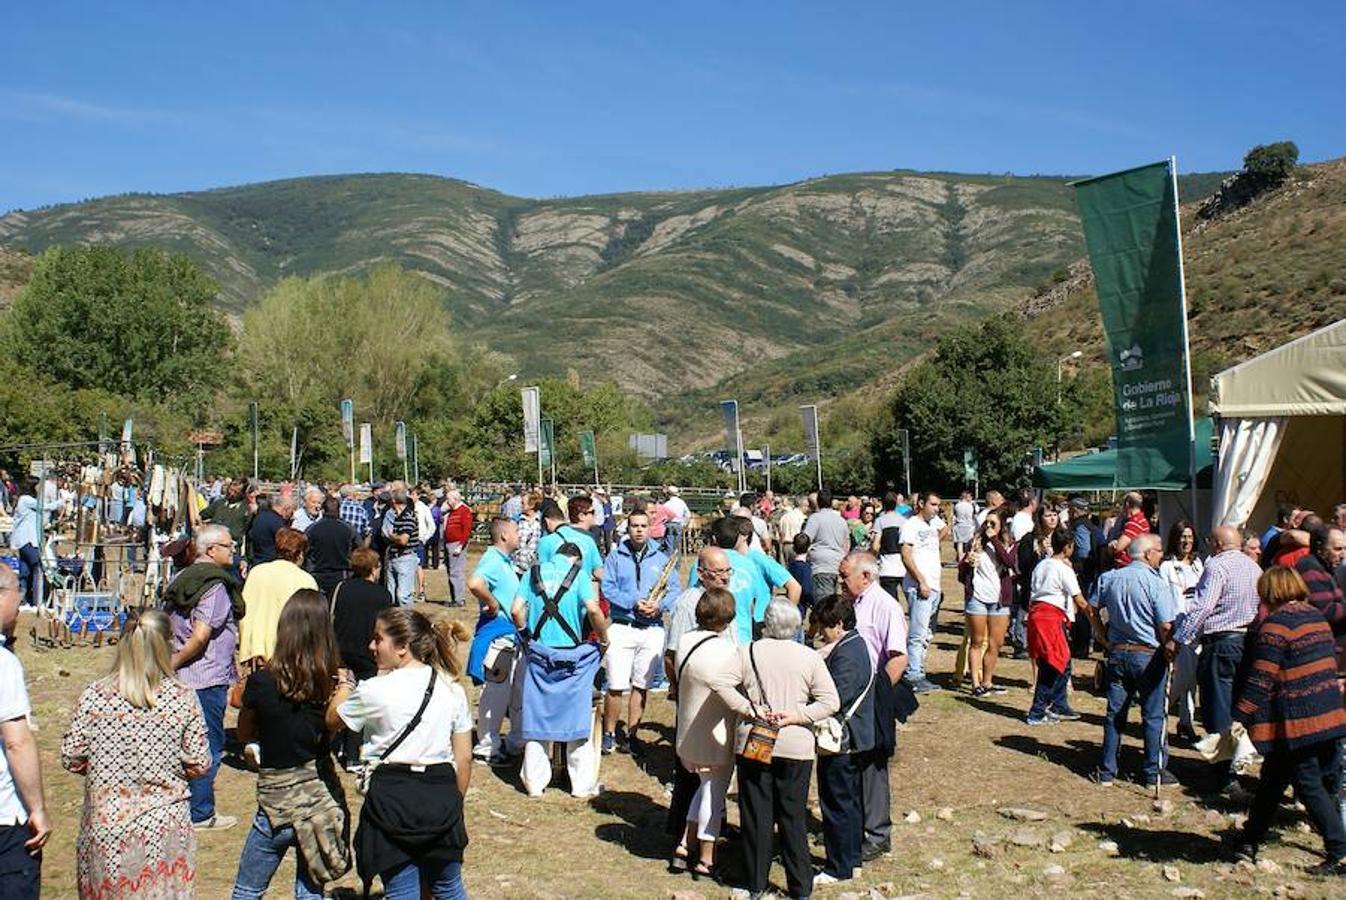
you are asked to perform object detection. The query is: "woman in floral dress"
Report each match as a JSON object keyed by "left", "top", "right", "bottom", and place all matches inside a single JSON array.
[{"left": 62, "top": 609, "right": 211, "bottom": 899}]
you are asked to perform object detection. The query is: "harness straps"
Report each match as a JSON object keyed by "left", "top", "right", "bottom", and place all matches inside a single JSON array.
[{"left": 528, "top": 558, "right": 584, "bottom": 648}]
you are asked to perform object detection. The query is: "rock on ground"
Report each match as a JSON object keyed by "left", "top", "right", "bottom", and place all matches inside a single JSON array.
[
  {"left": 998, "top": 807, "right": 1048, "bottom": 822},
  {"left": 1049, "top": 830, "right": 1074, "bottom": 853}
]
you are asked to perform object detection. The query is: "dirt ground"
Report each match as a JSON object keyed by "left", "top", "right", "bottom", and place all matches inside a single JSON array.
[{"left": 20, "top": 552, "right": 1344, "bottom": 899}]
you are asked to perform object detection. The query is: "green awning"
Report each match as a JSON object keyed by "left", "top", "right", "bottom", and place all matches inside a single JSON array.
[{"left": 1033, "top": 417, "right": 1214, "bottom": 491}]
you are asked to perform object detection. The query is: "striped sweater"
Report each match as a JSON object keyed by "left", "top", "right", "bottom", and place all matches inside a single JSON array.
[{"left": 1234, "top": 602, "right": 1346, "bottom": 754}]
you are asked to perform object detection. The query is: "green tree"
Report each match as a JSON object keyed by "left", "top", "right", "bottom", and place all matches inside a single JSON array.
[
  {"left": 870, "top": 318, "right": 1067, "bottom": 493},
  {"left": 1242, "top": 141, "right": 1299, "bottom": 187},
  {"left": 2, "top": 246, "right": 229, "bottom": 401}
]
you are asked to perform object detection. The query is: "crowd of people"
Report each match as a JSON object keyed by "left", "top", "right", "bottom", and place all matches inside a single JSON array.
[{"left": 2, "top": 476, "right": 1346, "bottom": 898}]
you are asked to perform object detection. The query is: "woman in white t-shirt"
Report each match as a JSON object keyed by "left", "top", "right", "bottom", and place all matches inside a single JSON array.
[
  {"left": 330, "top": 608, "right": 473, "bottom": 900},
  {"left": 960, "top": 508, "right": 1016, "bottom": 696},
  {"left": 1025, "top": 529, "right": 1098, "bottom": 726},
  {"left": 1158, "top": 520, "right": 1204, "bottom": 743}
]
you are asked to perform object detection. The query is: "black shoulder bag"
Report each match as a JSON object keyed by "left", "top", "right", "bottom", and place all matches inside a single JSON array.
[{"left": 358, "top": 667, "right": 436, "bottom": 794}]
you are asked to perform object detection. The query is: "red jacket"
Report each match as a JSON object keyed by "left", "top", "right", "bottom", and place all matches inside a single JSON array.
[{"left": 443, "top": 504, "right": 474, "bottom": 545}]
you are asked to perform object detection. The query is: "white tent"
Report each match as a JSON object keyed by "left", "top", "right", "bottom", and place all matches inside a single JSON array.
[{"left": 1209, "top": 319, "right": 1346, "bottom": 528}]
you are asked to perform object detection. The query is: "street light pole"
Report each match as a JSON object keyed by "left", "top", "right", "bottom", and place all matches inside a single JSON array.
[{"left": 1055, "top": 350, "right": 1083, "bottom": 460}]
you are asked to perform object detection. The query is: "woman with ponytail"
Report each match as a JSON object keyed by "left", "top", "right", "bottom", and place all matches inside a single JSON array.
[
  {"left": 329, "top": 607, "right": 474, "bottom": 899},
  {"left": 230, "top": 590, "right": 352, "bottom": 899},
  {"left": 61, "top": 610, "right": 211, "bottom": 899}
]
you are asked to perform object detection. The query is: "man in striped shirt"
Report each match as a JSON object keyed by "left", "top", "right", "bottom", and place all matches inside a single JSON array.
[
  {"left": 1167, "top": 525, "right": 1263, "bottom": 783},
  {"left": 381, "top": 486, "right": 422, "bottom": 607}
]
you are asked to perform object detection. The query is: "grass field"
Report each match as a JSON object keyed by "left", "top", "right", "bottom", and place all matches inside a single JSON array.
[{"left": 20, "top": 552, "right": 1342, "bottom": 899}]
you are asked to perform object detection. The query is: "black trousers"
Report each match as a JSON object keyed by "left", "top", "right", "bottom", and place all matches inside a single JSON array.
[
  {"left": 817, "top": 752, "right": 863, "bottom": 878},
  {"left": 878, "top": 576, "right": 901, "bottom": 601},
  {"left": 0, "top": 824, "right": 40, "bottom": 900},
  {"left": 737, "top": 756, "right": 813, "bottom": 898},
  {"left": 1243, "top": 739, "right": 1346, "bottom": 860}
]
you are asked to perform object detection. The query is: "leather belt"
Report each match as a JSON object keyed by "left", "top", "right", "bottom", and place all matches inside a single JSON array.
[{"left": 1109, "top": 642, "right": 1157, "bottom": 653}]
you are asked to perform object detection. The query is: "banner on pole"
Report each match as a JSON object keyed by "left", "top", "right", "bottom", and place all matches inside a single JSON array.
[
  {"left": 522, "top": 387, "right": 541, "bottom": 453},
  {"left": 963, "top": 447, "right": 978, "bottom": 484},
  {"left": 579, "top": 430, "right": 597, "bottom": 468},
  {"left": 1074, "top": 159, "right": 1195, "bottom": 488},
  {"left": 358, "top": 423, "right": 372, "bottom": 465},
  {"left": 289, "top": 427, "right": 299, "bottom": 479},
  {"left": 720, "top": 400, "right": 741, "bottom": 472},
  {"left": 800, "top": 405, "right": 820, "bottom": 460},
  {"left": 340, "top": 399, "right": 354, "bottom": 443},
  {"left": 539, "top": 418, "right": 555, "bottom": 468},
  {"left": 395, "top": 421, "right": 408, "bottom": 460}
]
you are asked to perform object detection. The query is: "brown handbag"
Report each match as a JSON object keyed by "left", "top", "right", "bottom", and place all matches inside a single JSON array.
[{"left": 734, "top": 643, "right": 779, "bottom": 764}]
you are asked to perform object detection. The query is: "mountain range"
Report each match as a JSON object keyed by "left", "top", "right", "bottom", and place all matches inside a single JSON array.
[{"left": 0, "top": 168, "right": 1229, "bottom": 423}]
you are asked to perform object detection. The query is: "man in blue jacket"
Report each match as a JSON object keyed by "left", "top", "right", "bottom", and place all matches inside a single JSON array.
[{"left": 600, "top": 509, "right": 681, "bottom": 755}]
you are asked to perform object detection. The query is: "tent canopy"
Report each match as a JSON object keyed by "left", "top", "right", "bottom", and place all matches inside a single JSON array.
[
  {"left": 1033, "top": 417, "right": 1214, "bottom": 491},
  {"left": 1211, "top": 319, "right": 1346, "bottom": 417},
  {"left": 1209, "top": 319, "right": 1346, "bottom": 528}
]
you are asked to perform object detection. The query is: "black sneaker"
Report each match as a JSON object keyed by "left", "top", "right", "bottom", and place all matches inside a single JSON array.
[
  {"left": 1050, "top": 707, "right": 1082, "bottom": 721},
  {"left": 1308, "top": 857, "right": 1346, "bottom": 876},
  {"left": 861, "top": 839, "right": 891, "bottom": 862}
]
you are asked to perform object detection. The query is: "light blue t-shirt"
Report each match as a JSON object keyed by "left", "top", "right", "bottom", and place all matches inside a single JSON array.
[
  {"left": 1089, "top": 561, "right": 1175, "bottom": 648},
  {"left": 471, "top": 547, "right": 520, "bottom": 626},
  {"left": 537, "top": 525, "right": 603, "bottom": 581},
  {"left": 516, "top": 556, "right": 596, "bottom": 648}
]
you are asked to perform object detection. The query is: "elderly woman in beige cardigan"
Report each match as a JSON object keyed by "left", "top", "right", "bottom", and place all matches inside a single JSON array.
[
  {"left": 672, "top": 587, "right": 742, "bottom": 879},
  {"left": 717, "top": 599, "right": 840, "bottom": 898}
]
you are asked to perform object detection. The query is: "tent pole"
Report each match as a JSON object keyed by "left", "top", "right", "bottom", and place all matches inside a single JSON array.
[{"left": 1170, "top": 157, "right": 1201, "bottom": 533}]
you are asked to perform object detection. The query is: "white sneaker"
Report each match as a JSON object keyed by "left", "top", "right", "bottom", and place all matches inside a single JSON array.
[
  {"left": 193, "top": 814, "right": 238, "bottom": 832},
  {"left": 814, "top": 870, "right": 848, "bottom": 887}
]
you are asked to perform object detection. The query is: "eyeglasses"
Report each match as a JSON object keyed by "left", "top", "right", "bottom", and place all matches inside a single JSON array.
[
  {"left": 210, "top": 542, "right": 236, "bottom": 551},
  {"left": 698, "top": 566, "right": 733, "bottom": 578}
]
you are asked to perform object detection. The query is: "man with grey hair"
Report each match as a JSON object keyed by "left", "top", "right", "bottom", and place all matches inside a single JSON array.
[
  {"left": 163, "top": 523, "right": 241, "bottom": 830},
  {"left": 291, "top": 486, "right": 325, "bottom": 532},
  {"left": 0, "top": 563, "right": 51, "bottom": 889},
  {"left": 839, "top": 550, "right": 908, "bottom": 862},
  {"left": 1167, "top": 524, "right": 1263, "bottom": 787},
  {"left": 1091, "top": 532, "right": 1176, "bottom": 786}
]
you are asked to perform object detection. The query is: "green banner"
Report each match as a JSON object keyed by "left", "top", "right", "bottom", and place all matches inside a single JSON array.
[
  {"left": 539, "top": 418, "right": 555, "bottom": 468},
  {"left": 579, "top": 429, "right": 596, "bottom": 468},
  {"left": 1074, "top": 160, "right": 1194, "bottom": 489}
]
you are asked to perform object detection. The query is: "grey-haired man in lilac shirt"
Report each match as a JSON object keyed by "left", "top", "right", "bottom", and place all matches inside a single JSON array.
[
  {"left": 839, "top": 551, "right": 908, "bottom": 863},
  {"left": 166, "top": 524, "right": 240, "bottom": 831}
]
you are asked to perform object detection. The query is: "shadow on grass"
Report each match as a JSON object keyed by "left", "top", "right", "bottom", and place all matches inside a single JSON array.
[
  {"left": 593, "top": 789, "right": 681, "bottom": 862},
  {"left": 1078, "top": 821, "right": 1227, "bottom": 864},
  {"left": 962, "top": 694, "right": 1106, "bottom": 729},
  {"left": 995, "top": 734, "right": 1102, "bottom": 778}
]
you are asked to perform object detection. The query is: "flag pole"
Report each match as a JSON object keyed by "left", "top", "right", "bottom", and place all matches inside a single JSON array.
[{"left": 1170, "top": 156, "right": 1201, "bottom": 532}]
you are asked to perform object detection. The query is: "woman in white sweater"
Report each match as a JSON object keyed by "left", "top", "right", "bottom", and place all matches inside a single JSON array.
[{"left": 671, "top": 587, "right": 741, "bottom": 879}]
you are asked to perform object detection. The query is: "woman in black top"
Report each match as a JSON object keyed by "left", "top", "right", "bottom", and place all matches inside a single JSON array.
[
  {"left": 232, "top": 590, "right": 352, "bottom": 899},
  {"left": 331, "top": 547, "right": 393, "bottom": 767}
]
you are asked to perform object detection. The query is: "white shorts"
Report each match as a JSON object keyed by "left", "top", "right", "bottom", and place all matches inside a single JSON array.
[{"left": 604, "top": 622, "right": 665, "bottom": 691}]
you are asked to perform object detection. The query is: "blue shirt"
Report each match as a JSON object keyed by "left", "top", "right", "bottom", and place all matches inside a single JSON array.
[
  {"left": 517, "top": 557, "right": 596, "bottom": 648},
  {"left": 472, "top": 547, "right": 520, "bottom": 627},
  {"left": 537, "top": 525, "right": 603, "bottom": 581},
  {"left": 1089, "top": 560, "right": 1175, "bottom": 648},
  {"left": 1071, "top": 520, "right": 1093, "bottom": 564},
  {"left": 601, "top": 539, "right": 682, "bottom": 625},
  {"left": 7, "top": 495, "right": 39, "bottom": 550}
]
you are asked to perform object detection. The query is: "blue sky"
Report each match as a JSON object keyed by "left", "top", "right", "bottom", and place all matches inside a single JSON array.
[{"left": 2, "top": 1, "right": 1342, "bottom": 211}]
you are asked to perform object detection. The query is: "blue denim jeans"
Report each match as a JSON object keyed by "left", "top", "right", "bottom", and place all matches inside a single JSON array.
[
  {"left": 387, "top": 553, "right": 420, "bottom": 607},
  {"left": 1101, "top": 649, "right": 1169, "bottom": 780},
  {"left": 1028, "top": 659, "right": 1070, "bottom": 719},
  {"left": 1197, "top": 632, "right": 1245, "bottom": 735},
  {"left": 189, "top": 684, "right": 228, "bottom": 823},
  {"left": 230, "top": 809, "right": 323, "bottom": 900},
  {"left": 381, "top": 859, "right": 468, "bottom": 900},
  {"left": 904, "top": 586, "right": 943, "bottom": 682}
]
